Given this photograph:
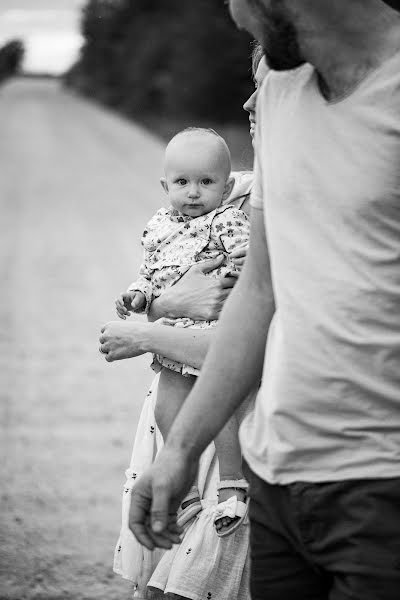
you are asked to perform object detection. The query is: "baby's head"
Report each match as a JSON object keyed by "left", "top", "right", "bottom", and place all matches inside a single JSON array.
[{"left": 161, "top": 128, "right": 234, "bottom": 217}]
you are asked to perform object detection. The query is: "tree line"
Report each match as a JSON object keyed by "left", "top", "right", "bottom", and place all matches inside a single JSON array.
[
  {"left": 65, "top": 0, "right": 254, "bottom": 125},
  {"left": 0, "top": 40, "right": 24, "bottom": 84}
]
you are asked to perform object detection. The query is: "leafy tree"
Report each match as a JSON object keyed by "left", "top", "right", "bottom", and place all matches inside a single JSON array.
[
  {"left": 66, "top": 0, "right": 253, "bottom": 123},
  {"left": 0, "top": 39, "right": 24, "bottom": 83}
]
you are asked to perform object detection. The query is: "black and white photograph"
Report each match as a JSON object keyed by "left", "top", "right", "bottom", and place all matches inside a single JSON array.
[{"left": 1, "top": 1, "right": 400, "bottom": 599}]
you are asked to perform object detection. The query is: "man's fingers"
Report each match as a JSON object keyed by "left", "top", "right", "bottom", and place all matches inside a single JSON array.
[
  {"left": 150, "top": 508, "right": 169, "bottom": 533},
  {"left": 229, "top": 244, "right": 248, "bottom": 259},
  {"left": 197, "top": 254, "right": 224, "bottom": 274},
  {"left": 130, "top": 522, "right": 156, "bottom": 551},
  {"left": 150, "top": 479, "right": 175, "bottom": 533},
  {"left": 215, "top": 289, "right": 230, "bottom": 304},
  {"left": 145, "top": 526, "right": 177, "bottom": 549},
  {"left": 167, "top": 520, "right": 183, "bottom": 535},
  {"left": 145, "top": 513, "right": 182, "bottom": 547},
  {"left": 130, "top": 511, "right": 181, "bottom": 550}
]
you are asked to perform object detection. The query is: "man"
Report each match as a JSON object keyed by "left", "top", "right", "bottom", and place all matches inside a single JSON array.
[{"left": 127, "top": 1, "right": 400, "bottom": 598}]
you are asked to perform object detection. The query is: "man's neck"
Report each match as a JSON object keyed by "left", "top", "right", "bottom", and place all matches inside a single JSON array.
[{"left": 294, "top": 2, "right": 400, "bottom": 101}]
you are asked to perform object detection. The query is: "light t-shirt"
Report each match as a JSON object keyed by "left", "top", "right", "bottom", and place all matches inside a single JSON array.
[{"left": 240, "top": 53, "right": 400, "bottom": 484}]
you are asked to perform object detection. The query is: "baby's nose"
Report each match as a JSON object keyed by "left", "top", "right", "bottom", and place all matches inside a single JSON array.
[{"left": 188, "top": 185, "right": 200, "bottom": 198}]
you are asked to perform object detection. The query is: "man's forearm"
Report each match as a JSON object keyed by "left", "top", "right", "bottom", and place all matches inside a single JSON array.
[{"left": 165, "top": 210, "right": 274, "bottom": 461}]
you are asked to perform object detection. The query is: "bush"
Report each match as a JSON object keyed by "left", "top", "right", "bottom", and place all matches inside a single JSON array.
[{"left": 0, "top": 39, "right": 24, "bottom": 83}]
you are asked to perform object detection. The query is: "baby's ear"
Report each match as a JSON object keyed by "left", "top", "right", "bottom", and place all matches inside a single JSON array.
[
  {"left": 160, "top": 177, "right": 169, "bottom": 194},
  {"left": 222, "top": 176, "right": 235, "bottom": 202}
]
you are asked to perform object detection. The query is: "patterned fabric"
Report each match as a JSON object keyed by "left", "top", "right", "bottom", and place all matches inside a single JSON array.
[
  {"left": 129, "top": 204, "right": 249, "bottom": 306},
  {"left": 128, "top": 203, "right": 250, "bottom": 374},
  {"left": 113, "top": 375, "right": 250, "bottom": 600}
]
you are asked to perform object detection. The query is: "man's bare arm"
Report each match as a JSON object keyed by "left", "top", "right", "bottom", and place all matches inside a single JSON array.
[{"left": 165, "top": 206, "right": 274, "bottom": 460}]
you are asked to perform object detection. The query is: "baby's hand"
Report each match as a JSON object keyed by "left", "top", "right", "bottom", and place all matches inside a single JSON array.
[{"left": 115, "top": 291, "right": 146, "bottom": 319}]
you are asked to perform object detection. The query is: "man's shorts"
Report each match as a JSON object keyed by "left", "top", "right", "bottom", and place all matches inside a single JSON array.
[{"left": 244, "top": 464, "right": 400, "bottom": 600}]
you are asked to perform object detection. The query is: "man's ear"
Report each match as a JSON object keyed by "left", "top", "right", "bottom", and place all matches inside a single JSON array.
[
  {"left": 160, "top": 177, "right": 169, "bottom": 194},
  {"left": 222, "top": 176, "right": 235, "bottom": 202}
]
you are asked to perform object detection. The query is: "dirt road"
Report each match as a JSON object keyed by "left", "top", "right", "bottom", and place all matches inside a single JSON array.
[{"left": 0, "top": 78, "right": 165, "bottom": 599}]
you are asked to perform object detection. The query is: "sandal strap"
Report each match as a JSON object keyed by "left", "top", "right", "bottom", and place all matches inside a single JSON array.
[
  {"left": 181, "top": 486, "right": 200, "bottom": 505},
  {"left": 217, "top": 478, "right": 248, "bottom": 491}
]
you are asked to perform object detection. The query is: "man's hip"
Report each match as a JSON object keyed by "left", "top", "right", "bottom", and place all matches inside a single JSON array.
[{"left": 244, "top": 463, "right": 400, "bottom": 600}]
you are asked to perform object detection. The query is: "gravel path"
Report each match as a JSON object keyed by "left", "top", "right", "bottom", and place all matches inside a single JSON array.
[{"left": 0, "top": 78, "right": 165, "bottom": 600}]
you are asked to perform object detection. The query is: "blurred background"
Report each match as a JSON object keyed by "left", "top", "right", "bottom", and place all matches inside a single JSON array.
[{"left": 0, "top": 1, "right": 253, "bottom": 598}]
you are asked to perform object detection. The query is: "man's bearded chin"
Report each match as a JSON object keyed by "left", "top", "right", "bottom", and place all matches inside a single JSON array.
[{"left": 260, "top": 17, "right": 305, "bottom": 71}]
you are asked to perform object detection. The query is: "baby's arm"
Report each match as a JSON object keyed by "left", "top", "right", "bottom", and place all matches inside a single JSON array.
[
  {"left": 115, "top": 263, "right": 152, "bottom": 320},
  {"left": 115, "top": 229, "right": 154, "bottom": 319},
  {"left": 115, "top": 290, "right": 146, "bottom": 319}
]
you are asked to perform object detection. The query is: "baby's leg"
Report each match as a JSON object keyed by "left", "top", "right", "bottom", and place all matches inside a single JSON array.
[
  {"left": 155, "top": 368, "right": 201, "bottom": 523},
  {"left": 215, "top": 414, "right": 245, "bottom": 491},
  {"left": 155, "top": 367, "right": 195, "bottom": 442},
  {"left": 215, "top": 392, "right": 255, "bottom": 534}
]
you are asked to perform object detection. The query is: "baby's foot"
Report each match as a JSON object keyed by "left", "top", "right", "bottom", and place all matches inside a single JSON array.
[
  {"left": 177, "top": 486, "right": 202, "bottom": 527},
  {"left": 215, "top": 487, "right": 247, "bottom": 534}
]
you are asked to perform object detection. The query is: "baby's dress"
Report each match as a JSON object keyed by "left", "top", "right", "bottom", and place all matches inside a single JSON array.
[
  {"left": 113, "top": 373, "right": 250, "bottom": 600},
  {"left": 128, "top": 203, "right": 250, "bottom": 375}
]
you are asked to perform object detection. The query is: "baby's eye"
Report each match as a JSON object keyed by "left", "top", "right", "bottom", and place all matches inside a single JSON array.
[
  {"left": 201, "top": 178, "right": 213, "bottom": 185},
  {"left": 176, "top": 178, "right": 187, "bottom": 186}
]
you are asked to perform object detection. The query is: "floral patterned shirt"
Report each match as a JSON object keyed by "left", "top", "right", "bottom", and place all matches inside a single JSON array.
[{"left": 128, "top": 204, "right": 250, "bottom": 312}]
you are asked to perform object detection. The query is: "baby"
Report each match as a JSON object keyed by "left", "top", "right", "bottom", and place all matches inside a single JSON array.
[{"left": 116, "top": 128, "right": 249, "bottom": 536}]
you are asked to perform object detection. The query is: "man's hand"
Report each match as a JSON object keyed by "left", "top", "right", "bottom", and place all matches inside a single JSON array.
[
  {"left": 99, "top": 320, "right": 148, "bottom": 362},
  {"left": 115, "top": 291, "right": 146, "bottom": 319},
  {"left": 129, "top": 446, "right": 198, "bottom": 549},
  {"left": 230, "top": 244, "right": 249, "bottom": 268}
]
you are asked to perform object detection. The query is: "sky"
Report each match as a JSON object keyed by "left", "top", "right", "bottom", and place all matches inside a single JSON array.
[{"left": 0, "top": 0, "right": 87, "bottom": 74}]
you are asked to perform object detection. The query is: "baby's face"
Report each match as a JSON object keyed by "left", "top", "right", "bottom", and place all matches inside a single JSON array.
[{"left": 162, "top": 134, "right": 231, "bottom": 217}]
